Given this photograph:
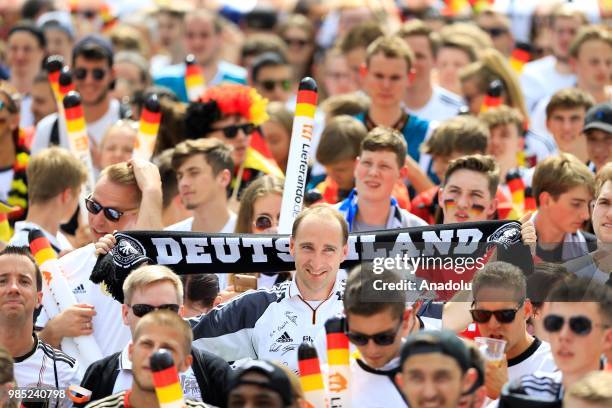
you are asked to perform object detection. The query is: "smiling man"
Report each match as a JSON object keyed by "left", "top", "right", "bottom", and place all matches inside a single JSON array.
[
  {"left": 470, "top": 262, "right": 555, "bottom": 401},
  {"left": 532, "top": 153, "right": 597, "bottom": 262},
  {"left": 189, "top": 204, "right": 348, "bottom": 371},
  {"left": 336, "top": 127, "right": 427, "bottom": 232},
  {"left": 37, "top": 160, "right": 163, "bottom": 356}
]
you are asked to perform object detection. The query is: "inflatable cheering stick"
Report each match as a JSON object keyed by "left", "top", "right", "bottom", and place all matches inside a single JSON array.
[
  {"left": 524, "top": 187, "right": 537, "bottom": 213},
  {"left": 151, "top": 348, "right": 185, "bottom": 408},
  {"left": 278, "top": 77, "right": 318, "bottom": 233},
  {"left": 63, "top": 91, "right": 96, "bottom": 213},
  {"left": 59, "top": 66, "right": 75, "bottom": 99},
  {"left": 298, "top": 342, "right": 327, "bottom": 408},
  {"left": 185, "top": 54, "right": 206, "bottom": 102},
  {"left": 325, "top": 316, "right": 351, "bottom": 407},
  {"left": 45, "top": 55, "right": 64, "bottom": 105},
  {"left": 28, "top": 229, "right": 102, "bottom": 373},
  {"left": 510, "top": 42, "right": 531, "bottom": 74},
  {"left": 134, "top": 94, "right": 161, "bottom": 160},
  {"left": 480, "top": 79, "right": 503, "bottom": 113}
]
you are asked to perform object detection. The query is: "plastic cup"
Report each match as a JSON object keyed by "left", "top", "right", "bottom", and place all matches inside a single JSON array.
[{"left": 475, "top": 337, "right": 507, "bottom": 364}]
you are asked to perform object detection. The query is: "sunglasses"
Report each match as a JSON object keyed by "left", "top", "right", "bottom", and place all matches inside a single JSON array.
[
  {"left": 284, "top": 38, "right": 309, "bottom": 47},
  {"left": 253, "top": 214, "right": 277, "bottom": 232},
  {"left": 470, "top": 301, "right": 524, "bottom": 324},
  {"left": 543, "top": 314, "right": 609, "bottom": 336},
  {"left": 85, "top": 195, "right": 135, "bottom": 222},
  {"left": 211, "top": 123, "right": 256, "bottom": 139},
  {"left": 128, "top": 303, "right": 180, "bottom": 317},
  {"left": 74, "top": 67, "right": 107, "bottom": 81},
  {"left": 259, "top": 79, "right": 291, "bottom": 92},
  {"left": 481, "top": 27, "right": 508, "bottom": 37},
  {"left": 347, "top": 323, "right": 402, "bottom": 346}
]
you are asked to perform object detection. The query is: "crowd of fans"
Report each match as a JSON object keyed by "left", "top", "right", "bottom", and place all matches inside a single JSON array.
[{"left": 0, "top": 0, "right": 611, "bottom": 407}]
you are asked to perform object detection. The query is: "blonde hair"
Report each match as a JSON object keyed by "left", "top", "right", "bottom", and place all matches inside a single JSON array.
[
  {"left": 122, "top": 264, "right": 183, "bottom": 305},
  {"left": 532, "top": 153, "right": 595, "bottom": 206},
  {"left": 569, "top": 25, "right": 612, "bottom": 59},
  {"left": 366, "top": 35, "right": 414, "bottom": 71},
  {"left": 133, "top": 310, "right": 193, "bottom": 356},
  {"left": 595, "top": 162, "right": 612, "bottom": 199},
  {"left": 266, "top": 102, "right": 293, "bottom": 135},
  {"left": 100, "top": 120, "right": 138, "bottom": 150},
  {"left": 460, "top": 48, "right": 528, "bottom": 121},
  {"left": 26, "top": 147, "right": 88, "bottom": 205},
  {"left": 565, "top": 371, "right": 612, "bottom": 406},
  {"left": 479, "top": 105, "right": 524, "bottom": 136}
]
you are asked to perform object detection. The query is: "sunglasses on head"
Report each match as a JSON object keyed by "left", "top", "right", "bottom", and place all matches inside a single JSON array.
[
  {"left": 470, "top": 301, "right": 524, "bottom": 324},
  {"left": 128, "top": 303, "right": 180, "bottom": 317},
  {"left": 543, "top": 314, "right": 609, "bottom": 336},
  {"left": 284, "top": 38, "right": 309, "bottom": 47},
  {"left": 74, "top": 67, "right": 107, "bottom": 81},
  {"left": 85, "top": 195, "right": 133, "bottom": 222},
  {"left": 347, "top": 323, "right": 402, "bottom": 346},
  {"left": 259, "top": 79, "right": 291, "bottom": 92},
  {"left": 253, "top": 214, "right": 277, "bottom": 231},
  {"left": 211, "top": 123, "right": 256, "bottom": 139}
]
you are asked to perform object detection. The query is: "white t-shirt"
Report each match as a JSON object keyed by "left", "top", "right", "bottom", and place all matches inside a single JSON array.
[
  {"left": 0, "top": 166, "right": 14, "bottom": 202},
  {"left": 520, "top": 56, "right": 576, "bottom": 113},
  {"left": 9, "top": 221, "right": 72, "bottom": 252},
  {"left": 165, "top": 212, "right": 237, "bottom": 290},
  {"left": 113, "top": 344, "right": 203, "bottom": 401},
  {"left": 524, "top": 129, "right": 557, "bottom": 167},
  {"left": 19, "top": 94, "right": 34, "bottom": 129},
  {"left": 35, "top": 244, "right": 131, "bottom": 357},
  {"left": 405, "top": 86, "right": 465, "bottom": 122},
  {"left": 350, "top": 357, "right": 407, "bottom": 407},
  {"left": 14, "top": 334, "right": 80, "bottom": 405},
  {"left": 31, "top": 99, "right": 121, "bottom": 157}
]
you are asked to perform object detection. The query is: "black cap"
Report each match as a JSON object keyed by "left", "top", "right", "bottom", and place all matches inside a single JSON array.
[
  {"left": 400, "top": 330, "right": 471, "bottom": 373},
  {"left": 583, "top": 102, "right": 612, "bottom": 134},
  {"left": 72, "top": 34, "right": 114, "bottom": 66},
  {"left": 229, "top": 360, "right": 294, "bottom": 406}
]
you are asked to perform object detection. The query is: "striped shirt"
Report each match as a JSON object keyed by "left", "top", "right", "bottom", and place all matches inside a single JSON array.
[{"left": 85, "top": 391, "right": 211, "bottom": 407}]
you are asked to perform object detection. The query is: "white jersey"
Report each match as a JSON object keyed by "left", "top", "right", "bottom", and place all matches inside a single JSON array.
[
  {"left": 189, "top": 277, "right": 345, "bottom": 372},
  {"left": 9, "top": 221, "right": 73, "bottom": 252},
  {"left": 520, "top": 56, "right": 576, "bottom": 113},
  {"left": 165, "top": 212, "right": 237, "bottom": 289},
  {"left": 508, "top": 338, "right": 556, "bottom": 383},
  {"left": 31, "top": 99, "right": 121, "bottom": 157},
  {"left": 14, "top": 334, "right": 80, "bottom": 402},
  {"left": 35, "top": 244, "right": 131, "bottom": 357},
  {"left": 350, "top": 357, "right": 407, "bottom": 407},
  {"left": 405, "top": 86, "right": 465, "bottom": 122}
]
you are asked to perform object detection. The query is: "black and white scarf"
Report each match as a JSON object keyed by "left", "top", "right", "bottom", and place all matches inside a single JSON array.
[{"left": 92, "top": 220, "right": 531, "bottom": 302}]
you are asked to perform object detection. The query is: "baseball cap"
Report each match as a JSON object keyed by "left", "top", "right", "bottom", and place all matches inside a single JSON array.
[
  {"left": 72, "top": 34, "right": 114, "bottom": 65},
  {"left": 583, "top": 102, "right": 612, "bottom": 134},
  {"left": 229, "top": 360, "right": 294, "bottom": 406},
  {"left": 400, "top": 330, "right": 471, "bottom": 373}
]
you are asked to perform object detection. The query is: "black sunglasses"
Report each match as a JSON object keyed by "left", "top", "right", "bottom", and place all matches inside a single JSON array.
[
  {"left": 543, "top": 314, "right": 609, "bottom": 336},
  {"left": 211, "top": 123, "right": 256, "bottom": 139},
  {"left": 128, "top": 303, "right": 180, "bottom": 318},
  {"left": 347, "top": 322, "right": 402, "bottom": 346},
  {"left": 259, "top": 79, "right": 291, "bottom": 92},
  {"left": 74, "top": 67, "right": 107, "bottom": 81},
  {"left": 481, "top": 27, "right": 508, "bottom": 38},
  {"left": 253, "top": 215, "right": 276, "bottom": 231},
  {"left": 85, "top": 195, "right": 133, "bottom": 222},
  {"left": 470, "top": 301, "right": 524, "bottom": 324}
]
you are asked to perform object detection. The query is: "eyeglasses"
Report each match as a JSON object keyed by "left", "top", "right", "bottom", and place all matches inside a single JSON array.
[
  {"left": 347, "top": 322, "right": 402, "bottom": 346},
  {"left": 543, "top": 314, "right": 609, "bottom": 336},
  {"left": 284, "top": 38, "right": 309, "bottom": 48},
  {"left": 85, "top": 194, "right": 136, "bottom": 222},
  {"left": 470, "top": 301, "right": 524, "bottom": 324},
  {"left": 74, "top": 67, "right": 107, "bottom": 81},
  {"left": 211, "top": 123, "right": 256, "bottom": 139},
  {"left": 74, "top": 9, "right": 98, "bottom": 19},
  {"left": 253, "top": 214, "right": 278, "bottom": 232},
  {"left": 128, "top": 303, "right": 180, "bottom": 317},
  {"left": 258, "top": 79, "right": 291, "bottom": 92}
]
